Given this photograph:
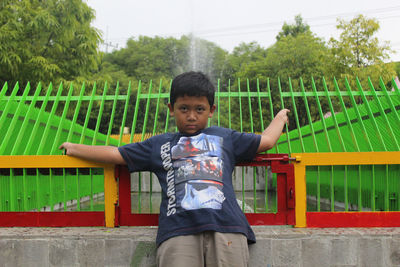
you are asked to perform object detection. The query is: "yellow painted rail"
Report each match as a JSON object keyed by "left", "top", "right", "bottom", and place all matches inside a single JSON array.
[
  {"left": 292, "top": 152, "right": 400, "bottom": 227},
  {"left": 0, "top": 155, "right": 117, "bottom": 227}
]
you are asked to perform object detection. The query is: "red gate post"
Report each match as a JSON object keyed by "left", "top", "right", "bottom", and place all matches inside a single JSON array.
[{"left": 116, "top": 165, "right": 159, "bottom": 226}]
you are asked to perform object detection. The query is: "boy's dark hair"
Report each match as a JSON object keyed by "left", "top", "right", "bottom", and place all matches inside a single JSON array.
[{"left": 170, "top": 71, "right": 215, "bottom": 107}]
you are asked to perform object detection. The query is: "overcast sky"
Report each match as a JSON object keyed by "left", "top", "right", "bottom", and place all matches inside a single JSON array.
[{"left": 85, "top": 0, "right": 400, "bottom": 61}]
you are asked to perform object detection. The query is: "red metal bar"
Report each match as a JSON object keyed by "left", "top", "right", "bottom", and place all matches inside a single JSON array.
[
  {"left": 271, "top": 160, "right": 296, "bottom": 225},
  {"left": 116, "top": 165, "right": 159, "bottom": 226},
  {"left": 236, "top": 153, "right": 291, "bottom": 167},
  {"left": 117, "top": 165, "right": 132, "bottom": 226},
  {"left": 0, "top": 212, "right": 105, "bottom": 227},
  {"left": 307, "top": 212, "right": 400, "bottom": 227}
]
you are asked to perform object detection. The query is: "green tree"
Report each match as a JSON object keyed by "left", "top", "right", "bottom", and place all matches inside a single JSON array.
[
  {"left": 329, "top": 14, "right": 396, "bottom": 86},
  {"left": 276, "top": 15, "right": 311, "bottom": 41},
  {"left": 105, "top": 36, "right": 189, "bottom": 83},
  {"left": 239, "top": 31, "right": 334, "bottom": 129},
  {"left": 395, "top": 62, "right": 400, "bottom": 77},
  {"left": 234, "top": 16, "right": 325, "bottom": 85},
  {"left": 0, "top": 0, "right": 101, "bottom": 87},
  {"left": 222, "top": 42, "right": 266, "bottom": 82},
  {"left": 104, "top": 35, "right": 228, "bottom": 85}
]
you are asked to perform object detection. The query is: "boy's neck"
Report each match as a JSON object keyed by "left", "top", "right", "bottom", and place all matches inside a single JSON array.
[{"left": 178, "top": 126, "right": 209, "bottom": 136}]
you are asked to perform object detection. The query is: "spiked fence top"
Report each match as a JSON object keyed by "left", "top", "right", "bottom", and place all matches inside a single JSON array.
[{"left": 0, "top": 77, "right": 399, "bottom": 156}]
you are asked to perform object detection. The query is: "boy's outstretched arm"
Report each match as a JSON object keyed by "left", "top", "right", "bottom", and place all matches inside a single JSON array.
[
  {"left": 257, "top": 109, "right": 290, "bottom": 153},
  {"left": 59, "top": 142, "right": 126, "bottom": 165}
]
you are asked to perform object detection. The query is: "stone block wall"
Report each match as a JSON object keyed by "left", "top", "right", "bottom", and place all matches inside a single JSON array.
[{"left": 1, "top": 227, "right": 400, "bottom": 266}]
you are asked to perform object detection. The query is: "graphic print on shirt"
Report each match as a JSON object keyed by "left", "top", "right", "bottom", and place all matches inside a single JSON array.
[{"left": 171, "top": 133, "right": 225, "bottom": 212}]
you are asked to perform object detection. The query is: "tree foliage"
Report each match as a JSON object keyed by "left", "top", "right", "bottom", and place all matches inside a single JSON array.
[
  {"left": 248, "top": 33, "right": 331, "bottom": 80},
  {"left": 395, "top": 61, "right": 400, "bottom": 77},
  {"left": 103, "top": 35, "right": 228, "bottom": 85},
  {"left": 276, "top": 15, "right": 311, "bottom": 41},
  {"left": 223, "top": 42, "right": 267, "bottom": 82},
  {"left": 237, "top": 31, "right": 334, "bottom": 129},
  {"left": 0, "top": 0, "right": 101, "bottom": 86},
  {"left": 329, "top": 14, "right": 396, "bottom": 85}
]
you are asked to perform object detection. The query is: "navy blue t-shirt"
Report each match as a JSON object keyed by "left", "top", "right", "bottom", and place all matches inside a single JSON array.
[{"left": 118, "top": 126, "right": 261, "bottom": 246}]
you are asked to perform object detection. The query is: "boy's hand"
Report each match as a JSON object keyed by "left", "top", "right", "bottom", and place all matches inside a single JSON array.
[
  {"left": 275, "top": 109, "right": 290, "bottom": 124},
  {"left": 59, "top": 142, "right": 72, "bottom": 155},
  {"left": 58, "top": 142, "right": 126, "bottom": 165},
  {"left": 257, "top": 109, "right": 290, "bottom": 153}
]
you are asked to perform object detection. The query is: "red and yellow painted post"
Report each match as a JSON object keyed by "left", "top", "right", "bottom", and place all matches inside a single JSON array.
[
  {"left": 0, "top": 155, "right": 116, "bottom": 227},
  {"left": 291, "top": 154, "right": 306, "bottom": 227},
  {"left": 292, "top": 152, "right": 400, "bottom": 228}
]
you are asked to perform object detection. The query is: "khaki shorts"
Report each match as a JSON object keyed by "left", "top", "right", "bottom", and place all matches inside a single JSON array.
[{"left": 156, "top": 231, "right": 249, "bottom": 267}]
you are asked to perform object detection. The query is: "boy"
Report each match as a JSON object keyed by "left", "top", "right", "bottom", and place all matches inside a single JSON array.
[{"left": 59, "top": 71, "right": 289, "bottom": 267}]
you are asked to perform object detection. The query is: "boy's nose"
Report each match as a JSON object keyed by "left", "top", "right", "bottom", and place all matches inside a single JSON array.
[{"left": 187, "top": 111, "right": 196, "bottom": 121}]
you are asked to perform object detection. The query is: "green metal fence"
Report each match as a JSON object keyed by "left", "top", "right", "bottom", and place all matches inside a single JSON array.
[
  {"left": 271, "top": 77, "right": 400, "bottom": 212},
  {"left": 0, "top": 167, "right": 104, "bottom": 212},
  {"left": 275, "top": 77, "right": 400, "bottom": 153},
  {"left": 0, "top": 82, "right": 117, "bottom": 212},
  {"left": 1, "top": 76, "right": 399, "bottom": 213},
  {"left": 305, "top": 164, "right": 400, "bottom": 212}
]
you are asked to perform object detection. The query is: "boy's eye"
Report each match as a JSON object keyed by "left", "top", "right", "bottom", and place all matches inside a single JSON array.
[
  {"left": 179, "top": 106, "right": 188, "bottom": 112},
  {"left": 196, "top": 107, "right": 205, "bottom": 112}
]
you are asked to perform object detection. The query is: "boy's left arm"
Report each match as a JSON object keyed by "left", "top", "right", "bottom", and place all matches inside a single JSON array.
[{"left": 257, "top": 109, "right": 290, "bottom": 153}]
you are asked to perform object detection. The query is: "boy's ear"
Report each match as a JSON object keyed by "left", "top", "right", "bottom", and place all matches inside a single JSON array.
[
  {"left": 168, "top": 103, "right": 174, "bottom": 115},
  {"left": 209, "top": 105, "right": 216, "bottom": 118}
]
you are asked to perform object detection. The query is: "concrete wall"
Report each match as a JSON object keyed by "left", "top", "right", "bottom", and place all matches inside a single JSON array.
[{"left": 1, "top": 227, "right": 400, "bottom": 267}]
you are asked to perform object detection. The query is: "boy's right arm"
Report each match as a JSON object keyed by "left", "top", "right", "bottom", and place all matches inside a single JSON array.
[
  {"left": 257, "top": 109, "right": 290, "bottom": 153},
  {"left": 59, "top": 142, "right": 126, "bottom": 165}
]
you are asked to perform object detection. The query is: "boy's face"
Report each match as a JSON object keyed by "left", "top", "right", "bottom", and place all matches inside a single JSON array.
[{"left": 168, "top": 95, "right": 216, "bottom": 135}]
